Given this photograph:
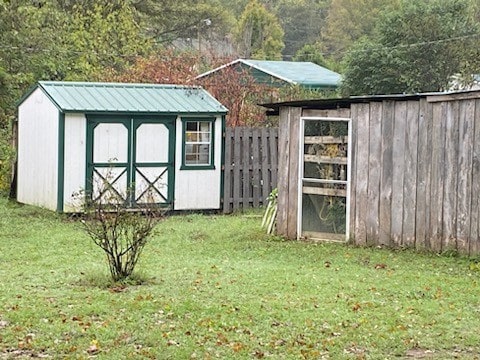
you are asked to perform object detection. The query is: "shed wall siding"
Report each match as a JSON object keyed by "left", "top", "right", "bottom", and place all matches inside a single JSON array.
[
  {"left": 277, "top": 93, "right": 480, "bottom": 254},
  {"left": 17, "top": 88, "right": 59, "bottom": 210},
  {"left": 173, "top": 116, "right": 222, "bottom": 210},
  {"left": 349, "top": 98, "right": 480, "bottom": 254},
  {"left": 63, "top": 113, "right": 87, "bottom": 212}
]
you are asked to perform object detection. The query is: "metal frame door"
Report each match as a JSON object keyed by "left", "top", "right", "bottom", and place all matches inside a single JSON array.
[{"left": 297, "top": 116, "right": 352, "bottom": 241}]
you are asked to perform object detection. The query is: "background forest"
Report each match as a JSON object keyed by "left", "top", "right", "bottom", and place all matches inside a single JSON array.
[{"left": 1, "top": 0, "right": 480, "bottom": 192}]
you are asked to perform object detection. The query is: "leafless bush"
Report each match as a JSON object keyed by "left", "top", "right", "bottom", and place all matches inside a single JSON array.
[{"left": 78, "top": 172, "right": 165, "bottom": 282}]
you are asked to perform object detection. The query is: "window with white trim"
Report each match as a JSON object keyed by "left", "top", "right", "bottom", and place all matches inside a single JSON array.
[{"left": 182, "top": 120, "right": 215, "bottom": 169}]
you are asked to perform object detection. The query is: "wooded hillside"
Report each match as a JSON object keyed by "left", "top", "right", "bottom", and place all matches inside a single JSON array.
[{"left": 1, "top": 0, "right": 479, "bottom": 191}]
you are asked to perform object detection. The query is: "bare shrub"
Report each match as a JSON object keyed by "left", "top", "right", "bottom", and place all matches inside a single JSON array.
[{"left": 78, "top": 172, "right": 164, "bottom": 282}]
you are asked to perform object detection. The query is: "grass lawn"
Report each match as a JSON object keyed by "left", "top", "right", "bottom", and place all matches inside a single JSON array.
[{"left": 1, "top": 199, "right": 480, "bottom": 359}]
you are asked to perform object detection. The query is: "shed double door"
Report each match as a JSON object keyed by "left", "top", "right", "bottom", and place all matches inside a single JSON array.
[{"left": 86, "top": 116, "right": 175, "bottom": 207}]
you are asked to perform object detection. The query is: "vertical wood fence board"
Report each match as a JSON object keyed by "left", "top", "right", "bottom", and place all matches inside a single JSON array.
[
  {"left": 348, "top": 106, "right": 358, "bottom": 242},
  {"left": 232, "top": 128, "right": 242, "bottom": 211},
  {"left": 402, "top": 101, "right": 420, "bottom": 248},
  {"left": 442, "top": 101, "right": 460, "bottom": 251},
  {"left": 223, "top": 128, "right": 234, "bottom": 213},
  {"left": 354, "top": 103, "right": 370, "bottom": 245},
  {"left": 366, "top": 101, "right": 382, "bottom": 246},
  {"left": 286, "top": 107, "right": 302, "bottom": 239},
  {"left": 252, "top": 128, "right": 261, "bottom": 207},
  {"left": 277, "top": 110, "right": 291, "bottom": 237},
  {"left": 415, "top": 99, "right": 432, "bottom": 249},
  {"left": 379, "top": 101, "right": 395, "bottom": 246},
  {"left": 470, "top": 100, "right": 480, "bottom": 255},
  {"left": 243, "top": 128, "right": 252, "bottom": 208},
  {"left": 429, "top": 102, "right": 446, "bottom": 253},
  {"left": 260, "top": 129, "right": 270, "bottom": 203},
  {"left": 390, "top": 101, "right": 407, "bottom": 247},
  {"left": 456, "top": 99, "right": 475, "bottom": 253}
]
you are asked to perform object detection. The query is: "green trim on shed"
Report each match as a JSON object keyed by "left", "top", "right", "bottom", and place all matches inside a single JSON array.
[
  {"left": 56, "top": 112, "right": 65, "bottom": 212},
  {"left": 220, "top": 115, "right": 226, "bottom": 207}
]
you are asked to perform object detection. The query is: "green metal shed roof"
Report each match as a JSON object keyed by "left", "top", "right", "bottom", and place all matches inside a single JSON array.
[
  {"left": 197, "top": 59, "right": 341, "bottom": 89},
  {"left": 23, "top": 81, "right": 228, "bottom": 114}
]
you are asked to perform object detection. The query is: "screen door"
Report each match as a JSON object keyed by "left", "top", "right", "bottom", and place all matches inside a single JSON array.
[{"left": 298, "top": 117, "right": 351, "bottom": 241}]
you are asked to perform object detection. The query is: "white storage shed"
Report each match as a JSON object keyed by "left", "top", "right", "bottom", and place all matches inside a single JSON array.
[{"left": 16, "top": 81, "right": 228, "bottom": 212}]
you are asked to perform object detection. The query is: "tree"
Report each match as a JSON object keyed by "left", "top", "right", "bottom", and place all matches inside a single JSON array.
[
  {"left": 273, "top": 0, "right": 329, "bottom": 59},
  {"left": 0, "top": 0, "right": 69, "bottom": 126},
  {"left": 197, "top": 63, "right": 272, "bottom": 126},
  {"left": 65, "top": 2, "right": 153, "bottom": 81},
  {"left": 293, "top": 43, "right": 328, "bottom": 67},
  {"left": 0, "top": 0, "right": 71, "bottom": 193},
  {"left": 341, "top": 0, "right": 480, "bottom": 95},
  {"left": 133, "top": 0, "right": 234, "bottom": 45},
  {"left": 234, "top": 0, "right": 285, "bottom": 60},
  {"left": 320, "top": 0, "right": 400, "bottom": 62},
  {"left": 99, "top": 50, "right": 201, "bottom": 85}
]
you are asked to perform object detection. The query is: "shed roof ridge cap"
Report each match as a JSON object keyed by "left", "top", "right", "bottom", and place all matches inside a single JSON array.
[{"left": 39, "top": 81, "right": 203, "bottom": 90}]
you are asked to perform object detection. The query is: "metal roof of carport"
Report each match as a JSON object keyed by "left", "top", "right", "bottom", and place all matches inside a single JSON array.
[{"left": 19, "top": 81, "right": 228, "bottom": 114}]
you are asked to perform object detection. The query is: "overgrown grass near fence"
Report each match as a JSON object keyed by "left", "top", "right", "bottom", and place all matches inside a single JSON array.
[{"left": 1, "top": 199, "right": 480, "bottom": 358}]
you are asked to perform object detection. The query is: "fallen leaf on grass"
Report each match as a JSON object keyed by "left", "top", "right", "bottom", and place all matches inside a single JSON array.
[
  {"left": 375, "top": 263, "right": 387, "bottom": 269},
  {"left": 87, "top": 340, "right": 100, "bottom": 355},
  {"left": 230, "top": 342, "right": 244, "bottom": 352},
  {"left": 352, "top": 303, "right": 361, "bottom": 312},
  {"left": 109, "top": 285, "right": 127, "bottom": 293}
]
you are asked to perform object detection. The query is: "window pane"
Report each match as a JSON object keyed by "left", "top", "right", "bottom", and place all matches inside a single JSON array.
[
  {"left": 200, "top": 122, "right": 211, "bottom": 132},
  {"left": 184, "top": 120, "right": 212, "bottom": 166},
  {"left": 200, "top": 132, "right": 210, "bottom": 142},
  {"left": 186, "top": 122, "right": 198, "bottom": 131},
  {"left": 199, "top": 144, "right": 210, "bottom": 163},
  {"left": 186, "top": 131, "right": 198, "bottom": 142}
]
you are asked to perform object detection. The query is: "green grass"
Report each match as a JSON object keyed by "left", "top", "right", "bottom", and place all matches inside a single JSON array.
[{"left": 1, "top": 199, "right": 480, "bottom": 359}]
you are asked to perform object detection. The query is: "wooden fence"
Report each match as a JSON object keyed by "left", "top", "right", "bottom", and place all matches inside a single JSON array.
[{"left": 223, "top": 127, "right": 278, "bottom": 213}]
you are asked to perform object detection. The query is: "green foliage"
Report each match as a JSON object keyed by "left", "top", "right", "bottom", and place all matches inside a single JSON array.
[
  {"left": 293, "top": 43, "right": 327, "bottom": 66},
  {"left": 341, "top": 0, "right": 480, "bottom": 95},
  {"left": 0, "top": 127, "right": 14, "bottom": 194},
  {"left": 277, "top": 84, "right": 339, "bottom": 103},
  {"left": 0, "top": 0, "right": 68, "bottom": 126},
  {"left": 320, "top": 0, "right": 400, "bottom": 62},
  {"left": 65, "top": 3, "right": 153, "bottom": 81},
  {"left": 133, "top": 0, "right": 234, "bottom": 43},
  {"left": 272, "top": 0, "right": 329, "bottom": 58},
  {"left": 234, "top": 0, "right": 285, "bottom": 60}
]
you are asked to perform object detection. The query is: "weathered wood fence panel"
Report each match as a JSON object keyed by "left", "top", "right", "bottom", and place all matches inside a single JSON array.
[{"left": 223, "top": 127, "right": 278, "bottom": 213}]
